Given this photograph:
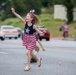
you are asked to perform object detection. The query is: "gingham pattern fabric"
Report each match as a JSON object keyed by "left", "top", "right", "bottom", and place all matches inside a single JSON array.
[{"left": 23, "top": 33, "right": 36, "bottom": 50}]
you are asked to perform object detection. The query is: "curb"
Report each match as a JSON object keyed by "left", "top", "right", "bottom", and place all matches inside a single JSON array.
[{"left": 62, "top": 37, "right": 76, "bottom": 41}]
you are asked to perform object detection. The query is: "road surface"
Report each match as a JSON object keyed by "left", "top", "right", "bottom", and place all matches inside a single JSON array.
[{"left": 0, "top": 38, "right": 76, "bottom": 75}]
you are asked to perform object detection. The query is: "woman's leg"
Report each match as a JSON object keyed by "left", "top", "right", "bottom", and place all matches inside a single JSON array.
[
  {"left": 24, "top": 50, "right": 31, "bottom": 71},
  {"left": 35, "top": 45, "right": 39, "bottom": 53},
  {"left": 37, "top": 39, "right": 45, "bottom": 51},
  {"left": 31, "top": 51, "right": 42, "bottom": 67}
]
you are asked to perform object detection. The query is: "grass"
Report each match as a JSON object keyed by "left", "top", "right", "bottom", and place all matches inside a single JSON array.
[
  {"left": 39, "top": 14, "right": 76, "bottom": 37},
  {"left": 0, "top": 18, "right": 24, "bottom": 29},
  {"left": 0, "top": 13, "right": 76, "bottom": 37}
]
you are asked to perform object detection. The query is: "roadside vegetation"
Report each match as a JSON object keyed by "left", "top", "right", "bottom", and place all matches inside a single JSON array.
[{"left": 0, "top": 8, "right": 76, "bottom": 37}]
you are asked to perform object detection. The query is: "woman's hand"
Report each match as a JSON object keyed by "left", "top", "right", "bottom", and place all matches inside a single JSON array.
[
  {"left": 42, "top": 30, "right": 46, "bottom": 34},
  {"left": 11, "top": 7, "right": 15, "bottom": 12},
  {"left": 11, "top": 7, "right": 25, "bottom": 24},
  {"left": 34, "top": 25, "right": 46, "bottom": 34}
]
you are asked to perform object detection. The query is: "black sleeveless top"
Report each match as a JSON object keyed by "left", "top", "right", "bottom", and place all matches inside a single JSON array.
[{"left": 24, "top": 23, "right": 36, "bottom": 34}]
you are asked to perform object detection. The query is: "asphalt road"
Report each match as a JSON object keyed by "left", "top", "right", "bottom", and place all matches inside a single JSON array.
[{"left": 0, "top": 38, "right": 76, "bottom": 75}]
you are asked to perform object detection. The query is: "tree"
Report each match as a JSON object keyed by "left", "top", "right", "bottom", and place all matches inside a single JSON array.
[
  {"left": 71, "top": 0, "right": 76, "bottom": 6},
  {"left": 63, "top": 0, "right": 74, "bottom": 23},
  {"left": 54, "top": 0, "right": 75, "bottom": 23},
  {"left": 22, "top": 0, "right": 42, "bottom": 14},
  {"left": 0, "top": 0, "right": 42, "bottom": 20},
  {"left": 0, "top": 0, "right": 11, "bottom": 20},
  {"left": 40, "top": 0, "right": 54, "bottom": 7}
]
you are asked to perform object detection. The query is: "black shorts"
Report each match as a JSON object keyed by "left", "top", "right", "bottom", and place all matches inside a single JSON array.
[{"left": 34, "top": 33, "right": 39, "bottom": 41}]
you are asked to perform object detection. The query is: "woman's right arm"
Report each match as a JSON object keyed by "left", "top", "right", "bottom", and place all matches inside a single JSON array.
[{"left": 11, "top": 8, "right": 26, "bottom": 24}]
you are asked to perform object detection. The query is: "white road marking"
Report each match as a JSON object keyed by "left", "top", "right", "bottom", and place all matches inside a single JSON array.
[{"left": 0, "top": 52, "right": 8, "bottom": 54}]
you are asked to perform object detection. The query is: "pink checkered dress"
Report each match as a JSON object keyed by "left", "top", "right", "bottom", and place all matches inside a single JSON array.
[{"left": 23, "top": 33, "right": 36, "bottom": 50}]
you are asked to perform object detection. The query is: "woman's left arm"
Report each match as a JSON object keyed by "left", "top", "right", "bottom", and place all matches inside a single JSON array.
[{"left": 33, "top": 25, "right": 43, "bottom": 34}]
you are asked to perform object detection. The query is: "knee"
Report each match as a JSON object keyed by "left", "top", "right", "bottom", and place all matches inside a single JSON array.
[
  {"left": 26, "top": 52, "right": 29, "bottom": 56},
  {"left": 26, "top": 50, "right": 31, "bottom": 56}
]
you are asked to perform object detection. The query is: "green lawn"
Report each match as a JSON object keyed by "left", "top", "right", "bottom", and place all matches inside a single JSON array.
[
  {"left": 0, "top": 14, "right": 76, "bottom": 37},
  {"left": 39, "top": 14, "right": 76, "bottom": 37}
]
